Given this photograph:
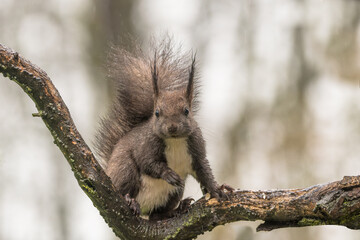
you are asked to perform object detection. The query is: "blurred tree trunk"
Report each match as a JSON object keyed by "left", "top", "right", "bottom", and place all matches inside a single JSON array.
[{"left": 85, "top": 0, "right": 137, "bottom": 88}]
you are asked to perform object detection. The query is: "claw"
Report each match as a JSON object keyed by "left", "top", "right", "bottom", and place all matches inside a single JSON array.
[
  {"left": 125, "top": 193, "right": 140, "bottom": 216},
  {"left": 177, "top": 197, "right": 194, "bottom": 214},
  {"left": 219, "top": 183, "right": 235, "bottom": 201},
  {"left": 209, "top": 184, "right": 235, "bottom": 201},
  {"left": 219, "top": 184, "right": 235, "bottom": 193}
]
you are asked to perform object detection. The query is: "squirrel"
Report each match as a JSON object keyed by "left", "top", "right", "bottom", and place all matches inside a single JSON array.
[{"left": 95, "top": 39, "right": 232, "bottom": 219}]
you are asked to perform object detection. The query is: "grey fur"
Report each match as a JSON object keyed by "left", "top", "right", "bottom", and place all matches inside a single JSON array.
[{"left": 95, "top": 39, "right": 222, "bottom": 218}]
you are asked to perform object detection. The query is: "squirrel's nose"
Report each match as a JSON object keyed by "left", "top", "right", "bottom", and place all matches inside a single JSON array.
[{"left": 168, "top": 125, "right": 178, "bottom": 134}]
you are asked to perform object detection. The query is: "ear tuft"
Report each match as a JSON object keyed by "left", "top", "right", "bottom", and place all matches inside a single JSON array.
[
  {"left": 186, "top": 53, "right": 196, "bottom": 104},
  {"left": 151, "top": 53, "right": 159, "bottom": 97}
]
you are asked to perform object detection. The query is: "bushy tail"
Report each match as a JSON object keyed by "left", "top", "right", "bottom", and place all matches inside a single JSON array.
[{"left": 95, "top": 39, "right": 199, "bottom": 165}]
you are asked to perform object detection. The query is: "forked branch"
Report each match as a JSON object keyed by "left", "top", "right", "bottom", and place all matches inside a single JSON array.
[{"left": 1, "top": 43, "right": 360, "bottom": 240}]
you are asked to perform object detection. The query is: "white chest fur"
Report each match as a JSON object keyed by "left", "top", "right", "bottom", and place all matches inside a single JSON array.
[
  {"left": 164, "top": 138, "right": 194, "bottom": 179},
  {"left": 136, "top": 138, "right": 194, "bottom": 214}
]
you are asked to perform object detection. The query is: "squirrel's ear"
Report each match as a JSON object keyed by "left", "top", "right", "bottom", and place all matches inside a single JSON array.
[
  {"left": 186, "top": 54, "right": 196, "bottom": 105},
  {"left": 152, "top": 54, "right": 159, "bottom": 98}
]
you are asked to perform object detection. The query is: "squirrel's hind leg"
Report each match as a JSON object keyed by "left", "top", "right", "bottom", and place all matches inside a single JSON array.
[
  {"left": 125, "top": 193, "right": 141, "bottom": 216},
  {"left": 148, "top": 188, "right": 185, "bottom": 220},
  {"left": 106, "top": 152, "right": 142, "bottom": 215},
  {"left": 106, "top": 149, "right": 141, "bottom": 194}
]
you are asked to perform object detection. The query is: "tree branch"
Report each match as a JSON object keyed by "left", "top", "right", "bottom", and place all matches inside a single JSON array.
[{"left": 1, "top": 43, "right": 360, "bottom": 240}]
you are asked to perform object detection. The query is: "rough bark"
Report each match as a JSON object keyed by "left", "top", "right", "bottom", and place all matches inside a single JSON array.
[{"left": 1, "top": 43, "right": 360, "bottom": 240}]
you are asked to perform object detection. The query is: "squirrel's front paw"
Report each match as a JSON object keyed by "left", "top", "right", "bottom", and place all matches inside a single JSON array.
[
  {"left": 161, "top": 169, "right": 184, "bottom": 187},
  {"left": 211, "top": 184, "right": 234, "bottom": 201}
]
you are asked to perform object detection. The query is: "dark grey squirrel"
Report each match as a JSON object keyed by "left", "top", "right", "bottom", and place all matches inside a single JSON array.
[{"left": 95, "top": 39, "right": 232, "bottom": 219}]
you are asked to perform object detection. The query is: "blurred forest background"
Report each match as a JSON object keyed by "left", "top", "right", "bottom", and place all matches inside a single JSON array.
[{"left": 1, "top": 0, "right": 360, "bottom": 239}]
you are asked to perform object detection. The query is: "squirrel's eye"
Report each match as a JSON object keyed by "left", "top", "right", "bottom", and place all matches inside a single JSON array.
[
  {"left": 155, "top": 109, "right": 160, "bottom": 118},
  {"left": 184, "top": 108, "right": 189, "bottom": 116}
]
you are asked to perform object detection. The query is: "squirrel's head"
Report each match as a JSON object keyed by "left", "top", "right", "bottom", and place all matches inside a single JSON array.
[{"left": 151, "top": 56, "right": 196, "bottom": 139}]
